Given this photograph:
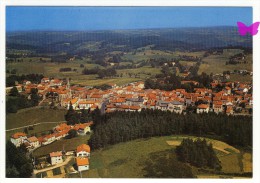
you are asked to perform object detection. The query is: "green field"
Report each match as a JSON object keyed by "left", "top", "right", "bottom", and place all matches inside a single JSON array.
[
  {"left": 6, "top": 108, "right": 67, "bottom": 140},
  {"left": 6, "top": 59, "right": 102, "bottom": 77},
  {"left": 6, "top": 49, "right": 252, "bottom": 86},
  {"left": 6, "top": 108, "right": 67, "bottom": 130},
  {"left": 198, "top": 54, "right": 252, "bottom": 75},
  {"left": 33, "top": 135, "right": 90, "bottom": 157},
  {"left": 6, "top": 57, "right": 162, "bottom": 86},
  {"left": 122, "top": 50, "right": 205, "bottom": 64},
  {"left": 68, "top": 135, "right": 251, "bottom": 178},
  {"left": 229, "top": 74, "right": 252, "bottom": 82}
]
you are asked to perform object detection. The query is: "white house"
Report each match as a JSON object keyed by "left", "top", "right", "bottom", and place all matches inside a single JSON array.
[
  {"left": 73, "top": 122, "right": 93, "bottom": 135},
  {"left": 50, "top": 151, "right": 63, "bottom": 165},
  {"left": 67, "top": 98, "right": 79, "bottom": 110},
  {"left": 76, "top": 157, "right": 89, "bottom": 171},
  {"left": 10, "top": 132, "right": 27, "bottom": 147},
  {"left": 196, "top": 104, "right": 210, "bottom": 114},
  {"left": 213, "top": 101, "right": 223, "bottom": 114},
  {"left": 78, "top": 100, "right": 95, "bottom": 110},
  {"left": 42, "top": 134, "right": 56, "bottom": 145},
  {"left": 26, "top": 136, "right": 40, "bottom": 148},
  {"left": 76, "top": 144, "right": 91, "bottom": 157},
  {"left": 168, "top": 101, "right": 184, "bottom": 114}
]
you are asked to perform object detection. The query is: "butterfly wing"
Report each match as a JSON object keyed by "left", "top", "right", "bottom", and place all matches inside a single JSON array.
[
  {"left": 237, "top": 22, "right": 248, "bottom": 36},
  {"left": 248, "top": 22, "right": 260, "bottom": 36}
]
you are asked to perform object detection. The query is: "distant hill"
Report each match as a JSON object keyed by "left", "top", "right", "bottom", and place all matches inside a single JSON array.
[{"left": 6, "top": 27, "right": 252, "bottom": 55}]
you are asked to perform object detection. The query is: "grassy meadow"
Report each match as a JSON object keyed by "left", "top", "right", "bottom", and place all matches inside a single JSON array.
[
  {"left": 6, "top": 108, "right": 67, "bottom": 140},
  {"left": 6, "top": 108, "right": 67, "bottom": 130},
  {"left": 6, "top": 48, "right": 252, "bottom": 86},
  {"left": 198, "top": 54, "right": 252, "bottom": 75},
  {"left": 67, "top": 135, "right": 252, "bottom": 178}
]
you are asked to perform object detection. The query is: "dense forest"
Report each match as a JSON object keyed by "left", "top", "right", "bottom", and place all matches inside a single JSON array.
[
  {"left": 6, "top": 141, "right": 33, "bottom": 178},
  {"left": 175, "top": 138, "right": 221, "bottom": 170},
  {"left": 88, "top": 109, "right": 252, "bottom": 150}
]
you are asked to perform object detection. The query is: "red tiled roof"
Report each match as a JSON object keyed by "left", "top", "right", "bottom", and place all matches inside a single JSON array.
[
  {"left": 28, "top": 136, "right": 38, "bottom": 142},
  {"left": 76, "top": 157, "right": 89, "bottom": 166},
  {"left": 77, "top": 144, "right": 90, "bottom": 153},
  {"left": 197, "top": 104, "right": 209, "bottom": 109},
  {"left": 50, "top": 151, "right": 62, "bottom": 157},
  {"left": 12, "top": 132, "right": 27, "bottom": 139}
]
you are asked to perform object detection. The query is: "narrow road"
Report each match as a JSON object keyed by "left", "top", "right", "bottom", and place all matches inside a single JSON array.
[
  {"left": 33, "top": 156, "right": 73, "bottom": 174},
  {"left": 6, "top": 121, "right": 67, "bottom": 132}
]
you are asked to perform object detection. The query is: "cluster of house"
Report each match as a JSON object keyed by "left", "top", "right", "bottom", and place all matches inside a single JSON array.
[
  {"left": 10, "top": 122, "right": 93, "bottom": 149},
  {"left": 49, "top": 144, "right": 90, "bottom": 172},
  {"left": 8, "top": 77, "right": 252, "bottom": 116}
]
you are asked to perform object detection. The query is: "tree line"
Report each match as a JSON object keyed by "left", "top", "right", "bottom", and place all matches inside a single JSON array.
[
  {"left": 6, "top": 74, "right": 44, "bottom": 87},
  {"left": 88, "top": 109, "right": 252, "bottom": 150},
  {"left": 59, "top": 67, "right": 72, "bottom": 72},
  {"left": 6, "top": 87, "right": 41, "bottom": 113},
  {"left": 82, "top": 67, "right": 117, "bottom": 79}
]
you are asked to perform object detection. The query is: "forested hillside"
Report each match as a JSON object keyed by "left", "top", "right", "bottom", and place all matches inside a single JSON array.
[
  {"left": 7, "top": 27, "right": 252, "bottom": 56},
  {"left": 88, "top": 109, "right": 252, "bottom": 150}
]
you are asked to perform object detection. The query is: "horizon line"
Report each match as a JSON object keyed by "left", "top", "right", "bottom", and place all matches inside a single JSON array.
[{"left": 6, "top": 25, "right": 237, "bottom": 33}]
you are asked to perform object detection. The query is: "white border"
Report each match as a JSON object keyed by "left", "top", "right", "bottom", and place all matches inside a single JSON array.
[{"left": 1, "top": 1, "right": 260, "bottom": 183}]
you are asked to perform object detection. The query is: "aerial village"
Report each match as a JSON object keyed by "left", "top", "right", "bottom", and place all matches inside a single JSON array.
[
  {"left": 7, "top": 76, "right": 253, "bottom": 115},
  {"left": 7, "top": 75, "right": 252, "bottom": 176}
]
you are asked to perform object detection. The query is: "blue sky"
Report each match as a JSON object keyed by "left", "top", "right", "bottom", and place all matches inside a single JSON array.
[{"left": 6, "top": 7, "right": 252, "bottom": 31}]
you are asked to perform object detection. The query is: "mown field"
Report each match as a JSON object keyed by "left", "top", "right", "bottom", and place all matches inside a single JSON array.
[
  {"left": 6, "top": 108, "right": 67, "bottom": 130},
  {"left": 67, "top": 135, "right": 252, "bottom": 178},
  {"left": 6, "top": 108, "right": 67, "bottom": 140},
  {"left": 198, "top": 54, "right": 252, "bottom": 75},
  {"left": 122, "top": 50, "right": 205, "bottom": 63}
]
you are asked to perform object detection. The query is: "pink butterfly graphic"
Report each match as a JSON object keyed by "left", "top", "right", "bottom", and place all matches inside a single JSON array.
[{"left": 237, "top": 22, "right": 260, "bottom": 36}]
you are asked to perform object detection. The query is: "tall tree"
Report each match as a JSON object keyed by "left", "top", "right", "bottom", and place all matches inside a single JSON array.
[{"left": 6, "top": 141, "right": 33, "bottom": 178}]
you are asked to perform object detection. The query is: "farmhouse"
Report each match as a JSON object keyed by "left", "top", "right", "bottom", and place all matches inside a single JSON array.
[
  {"left": 73, "top": 122, "right": 92, "bottom": 135},
  {"left": 50, "top": 151, "right": 63, "bottom": 165},
  {"left": 76, "top": 144, "right": 91, "bottom": 157},
  {"left": 10, "top": 132, "right": 27, "bottom": 147},
  {"left": 26, "top": 136, "right": 40, "bottom": 149},
  {"left": 76, "top": 157, "right": 89, "bottom": 171},
  {"left": 42, "top": 134, "right": 56, "bottom": 145}
]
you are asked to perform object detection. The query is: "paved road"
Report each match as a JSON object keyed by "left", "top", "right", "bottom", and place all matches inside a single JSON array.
[
  {"left": 6, "top": 121, "right": 67, "bottom": 132},
  {"left": 33, "top": 156, "right": 73, "bottom": 174}
]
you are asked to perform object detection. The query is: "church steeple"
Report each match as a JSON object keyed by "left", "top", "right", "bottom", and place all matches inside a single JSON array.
[
  {"left": 67, "top": 78, "right": 72, "bottom": 98},
  {"left": 66, "top": 78, "right": 70, "bottom": 89}
]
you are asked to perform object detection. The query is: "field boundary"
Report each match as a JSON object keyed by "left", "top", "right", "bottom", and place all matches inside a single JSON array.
[{"left": 6, "top": 121, "right": 66, "bottom": 132}]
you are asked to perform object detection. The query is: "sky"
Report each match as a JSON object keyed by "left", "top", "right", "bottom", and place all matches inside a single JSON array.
[{"left": 6, "top": 7, "right": 252, "bottom": 31}]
